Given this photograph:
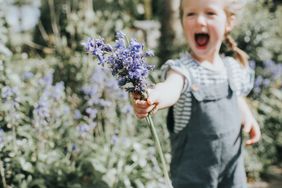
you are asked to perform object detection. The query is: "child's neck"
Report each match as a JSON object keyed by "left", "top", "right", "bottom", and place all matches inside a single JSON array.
[
  {"left": 191, "top": 53, "right": 224, "bottom": 71},
  {"left": 191, "top": 52, "right": 221, "bottom": 65}
]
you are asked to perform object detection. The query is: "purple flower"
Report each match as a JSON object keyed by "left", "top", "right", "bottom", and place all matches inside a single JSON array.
[
  {"left": 1, "top": 86, "right": 16, "bottom": 100},
  {"left": 51, "top": 82, "right": 65, "bottom": 100},
  {"left": 86, "top": 107, "right": 97, "bottom": 119},
  {"left": 145, "top": 49, "right": 154, "bottom": 57},
  {"left": 129, "top": 39, "right": 143, "bottom": 53},
  {"left": 34, "top": 95, "right": 50, "bottom": 119},
  {"left": 23, "top": 71, "right": 34, "bottom": 80},
  {"left": 81, "top": 86, "right": 98, "bottom": 96},
  {"left": 121, "top": 104, "right": 132, "bottom": 114},
  {"left": 84, "top": 32, "right": 154, "bottom": 97},
  {"left": 77, "top": 123, "right": 96, "bottom": 135},
  {"left": 263, "top": 60, "right": 282, "bottom": 80},
  {"left": 116, "top": 31, "right": 126, "bottom": 39},
  {"left": 40, "top": 72, "right": 53, "bottom": 86},
  {"left": 249, "top": 60, "right": 256, "bottom": 70},
  {"left": 83, "top": 38, "right": 112, "bottom": 65},
  {"left": 1, "top": 86, "right": 20, "bottom": 108},
  {"left": 263, "top": 79, "right": 271, "bottom": 87},
  {"left": 255, "top": 75, "right": 263, "bottom": 88},
  {"left": 77, "top": 123, "right": 90, "bottom": 134},
  {"left": 74, "top": 110, "right": 82, "bottom": 120}
]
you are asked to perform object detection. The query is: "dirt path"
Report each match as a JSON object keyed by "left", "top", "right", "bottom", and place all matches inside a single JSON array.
[{"left": 248, "top": 166, "right": 282, "bottom": 188}]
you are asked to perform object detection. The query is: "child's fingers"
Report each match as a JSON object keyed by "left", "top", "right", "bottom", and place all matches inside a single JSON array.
[
  {"left": 245, "top": 125, "right": 261, "bottom": 146},
  {"left": 151, "top": 103, "right": 159, "bottom": 115},
  {"left": 131, "top": 89, "right": 159, "bottom": 118},
  {"left": 133, "top": 99, "right": 155, "bottom": 118},
  {"left": 242, "top": 121, "right": 252, "bottom": 133},
  {"left": 135, "top": 99, "right": 150, "bottom": 109},
  {"left": 135, "top": 106, "right": 156, "bottom": 118},
  {"left": 246, "top": 137, "right": 259, "bottom": 145},
  {"left": 131, "top": 92, "right": 142, "bottom": 100},
  {"left": 134, "top": 105, "right": 153, "bottom": 114},
  {"left": 135, "top": 105, "right": 155, "bottom": 118}
]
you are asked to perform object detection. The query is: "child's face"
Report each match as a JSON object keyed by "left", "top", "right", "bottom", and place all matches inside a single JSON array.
[{"left": 181, "top": 0, "right": 230, "bottom": 62}]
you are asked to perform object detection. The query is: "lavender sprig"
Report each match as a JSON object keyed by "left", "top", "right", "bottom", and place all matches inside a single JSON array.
[
  {"left": 83, "top": 31, "right": 154, "bottom": 97},
  {"left": 83, "top": 32, "right": 172, "bottom": 187}
]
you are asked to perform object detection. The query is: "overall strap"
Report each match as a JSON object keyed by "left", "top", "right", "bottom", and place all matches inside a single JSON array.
[
  {"left": 191, "top": 82, "right": 230, "bottom": 101},
  {"left": 187, "top": 63, "right": 230, "bottom": 102}
]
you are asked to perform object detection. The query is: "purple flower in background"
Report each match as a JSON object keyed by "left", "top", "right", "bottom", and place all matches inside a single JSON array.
[
  {"left": 74, "top": 110, "right": 82, "bottom": 120},
  {"left": 81, "top": 86, "right": 98, "bottom": 97},
  {"left": 34, "top": 95, "right": 50, "bottom": 119},
  {"left": 1, "top": 86, "right": 16, "bottom": 100},
  {"left": 249, "top": 60, "right": 256, "bottom": 70},
  {"left": 86, "top": 107, "right": 97, "bottom": 119},
  {"left": 121, "top": 104, "right": 132, "bottom": 114},
  {"left": 77, "top": 123, "right": 96, "bottom": 135},
  {"left": 77, "top": 123, "right": 90, "bottom": 134},
  {"left": 251, "top": 59, "right": 282, "bottom": 96},
  {"left": 83, "top": 32, "right": 154, "bottom": 97},
  {"left": 111, "top": 129, "right": 119, "bottom": 145},
  {"left": 23, "top": 71, "right": 34, "bottom": 80},
  {"left": 1, "top": 86, "right": 20, "bottom": 108},
  {"left": 51, "top": 82, "right": 65, "bottom": 100},
  {"left": 40, "top": 72, "right": 53, "bottom": 87},
  {"left": 263, "top": 60, "right": 282, "bottom": 80}
]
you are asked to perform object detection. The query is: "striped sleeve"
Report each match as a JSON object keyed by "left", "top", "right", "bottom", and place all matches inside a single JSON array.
[
  {"left": 160, "top": 59, "right": 191, "bottom": 93},
  {"left": 225, "top": 57, "right": 255, "bottom": 96},
  {"left": 173, "top": 91, "right": 192, "bottom": 133}
]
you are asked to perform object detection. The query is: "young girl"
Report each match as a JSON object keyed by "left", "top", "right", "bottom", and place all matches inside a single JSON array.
[{"left": 132, "top": 0, "right": 261, "bottom": 187}]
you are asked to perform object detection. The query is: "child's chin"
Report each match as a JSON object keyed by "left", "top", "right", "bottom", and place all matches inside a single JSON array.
[
  {"left": 192, "top": 47, "right": 211, "bottom": 58},
  {"left": 193, "top": 45, "right": 209, "bottom": 54}
]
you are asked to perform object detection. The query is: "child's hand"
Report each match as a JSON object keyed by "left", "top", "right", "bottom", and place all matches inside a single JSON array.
[
  {"left": 131, "top": 89, "right": 159, "bottom": 119},
  {"left": 131, "top": 69, "right": 184, "bottom": 119},
  {"left": 242, "top": 116, "right": 261, "bottom": 145}
]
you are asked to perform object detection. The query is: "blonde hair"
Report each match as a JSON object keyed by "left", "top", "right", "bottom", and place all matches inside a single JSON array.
[{"left": 179, "top": 0, "right": 249, "bottom": 67}]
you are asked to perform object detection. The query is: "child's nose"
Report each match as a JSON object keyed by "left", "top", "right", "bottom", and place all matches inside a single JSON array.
[{"left": 196, "top": 15, "right": 207, "bottom": 26}]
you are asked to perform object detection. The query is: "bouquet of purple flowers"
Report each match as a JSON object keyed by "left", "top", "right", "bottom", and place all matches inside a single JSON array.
[
  {"left": 84, "top": 31, "right": 154, "bottom": 98},
  {"left": 83, "top": 32, "right": 172, "bottom": 187}
]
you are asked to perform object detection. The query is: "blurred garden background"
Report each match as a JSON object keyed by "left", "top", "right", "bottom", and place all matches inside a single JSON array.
[{"left": 0, "top": 0, "right": 281, "bottom": 187}]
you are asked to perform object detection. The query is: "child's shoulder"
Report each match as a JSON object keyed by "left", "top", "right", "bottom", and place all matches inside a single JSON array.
[
  {"left": 160, "top": 52, "right": 195, "bottom": 90},
  {"left": 222, "top": 56, "right": 255, "bottom": 96},
  {"left": 163, "top": 52, "right": 196, "bottom": 68},
  {"left": 222, "top": 56, "right": 240, "bottom": 66},
  {"left": 222, "top": 56, "right": 254, "bottom": 76}
]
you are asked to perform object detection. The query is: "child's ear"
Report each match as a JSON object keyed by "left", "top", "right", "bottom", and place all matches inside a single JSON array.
[{"left": 226, "top": 15, "right": 236, "bottom": 33}]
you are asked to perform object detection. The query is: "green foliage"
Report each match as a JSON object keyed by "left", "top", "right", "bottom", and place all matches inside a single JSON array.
[
  {"left": 0, "top": 0, "right": 171, "bottom": 187},
  {"left": 0, "top": 53, "right": 169, "bottom": 187},
  {"left": 233, "top": 0, "right": 282, "bottom": 63},
  {"left": 248, "top": 61, "right": 282, "bottom": 166}
]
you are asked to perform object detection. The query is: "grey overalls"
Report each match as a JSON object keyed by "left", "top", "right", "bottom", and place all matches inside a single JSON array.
[{"left": 167, "top": 64, "right": 248, "bottom": 188}]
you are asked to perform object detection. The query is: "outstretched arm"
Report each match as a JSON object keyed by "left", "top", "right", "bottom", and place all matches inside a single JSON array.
[
  {"left": 238, "top": 97, "right": 261, "bottom": 145},
  {"left": 132, "top": 69, "right": 184, "bottom": 118}
]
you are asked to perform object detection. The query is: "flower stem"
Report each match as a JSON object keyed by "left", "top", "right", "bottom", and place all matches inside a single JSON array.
[
  {"left": 0, "top": 160, "right": 7, "bottom": 188},
  {"left": 145, "top": 115, "right": 173, "bottom": 188}
]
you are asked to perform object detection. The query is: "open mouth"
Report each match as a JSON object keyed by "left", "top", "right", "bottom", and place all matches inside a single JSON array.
[{"left": 195, "top": 33, "right": 209, "bottom": 47}]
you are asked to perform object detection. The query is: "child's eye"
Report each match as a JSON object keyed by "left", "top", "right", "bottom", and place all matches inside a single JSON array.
[
  {"left": 207, "top": 12, "right": 216, "bottom": 16},
  {"left": 186, "top": 12, "right": 195, "bottom": 17}
]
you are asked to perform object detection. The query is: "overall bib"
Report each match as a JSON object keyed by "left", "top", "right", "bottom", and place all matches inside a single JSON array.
[{"left": 168, "top": 73, "right": 248, "bottom": 188}]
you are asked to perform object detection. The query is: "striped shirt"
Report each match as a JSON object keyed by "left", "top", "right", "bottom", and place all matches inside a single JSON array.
[{"left": 161, "top": 53, "right": 254, "bottom": 133}]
